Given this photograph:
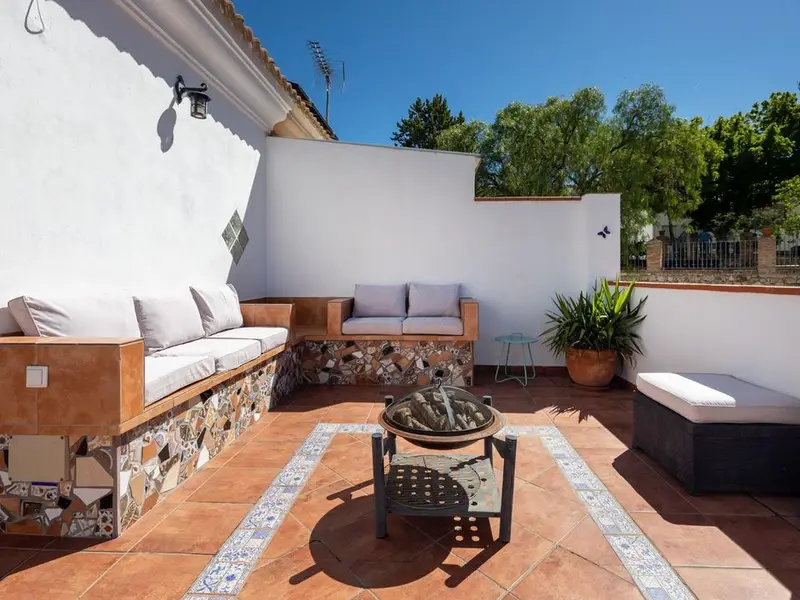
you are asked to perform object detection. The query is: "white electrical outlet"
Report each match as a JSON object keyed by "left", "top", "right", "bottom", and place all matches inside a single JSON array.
[{"left": 26, "top": 366, "right": 48, "bottom": 388}]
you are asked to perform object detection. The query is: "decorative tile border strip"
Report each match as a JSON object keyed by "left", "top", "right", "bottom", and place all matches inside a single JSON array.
[{"left": 183, "top": 423, "right": 694, "bottom": 600}]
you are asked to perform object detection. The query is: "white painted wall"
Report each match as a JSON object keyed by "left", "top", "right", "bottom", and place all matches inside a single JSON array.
[
  {"left": 0, "top": 0, "right": 268, "bottom": 333},
  {"left": 263, "top": 137, "right": 621, "bottom": 365},
  {"left": 622, "top": 286, "right": 800, "bottom": 398}
]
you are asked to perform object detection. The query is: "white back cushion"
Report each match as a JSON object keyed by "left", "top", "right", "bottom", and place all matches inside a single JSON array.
[
  {"left": 133, "top": 291, "right": 205, "bottom": 353},
  {"left": 190, "top": 284, "right": 243, "bottom": 336},
  {"left": 7, "top": 295, "right": 140, "bottom": 338}
]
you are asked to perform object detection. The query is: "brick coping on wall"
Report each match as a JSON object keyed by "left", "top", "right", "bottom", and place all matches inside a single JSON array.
[
  {"left": 619, "top": 280, "right": 800, "bottom": 296},
  {"left": 474, "top": 196, "right": 582, "bottom": 202}
]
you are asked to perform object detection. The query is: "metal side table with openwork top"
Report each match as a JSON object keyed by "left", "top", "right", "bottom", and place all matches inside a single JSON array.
[{"left": 371, "top": 393, "right": 518, "bottom": 542}]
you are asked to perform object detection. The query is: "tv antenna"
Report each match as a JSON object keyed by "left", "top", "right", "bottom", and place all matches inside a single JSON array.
[{"left": 307, "top": 40, "right": 345, "bottom": 124}]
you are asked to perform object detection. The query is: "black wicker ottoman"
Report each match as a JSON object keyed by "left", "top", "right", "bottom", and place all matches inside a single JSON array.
[{"left": 633, "top": 374, "right": 800, "bottom": 496}]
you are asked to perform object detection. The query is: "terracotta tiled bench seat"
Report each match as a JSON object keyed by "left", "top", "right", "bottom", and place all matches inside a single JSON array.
[
  {"left": 0, "top": 290, "right": 301, "bottom": 540},
  {"left": 297, "top": 286, "right": 479, "bottom": 386}
]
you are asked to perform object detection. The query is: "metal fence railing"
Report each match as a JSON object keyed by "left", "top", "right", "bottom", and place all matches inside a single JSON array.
[
  {"left": 622, "top": 254, "right": 646, "bottom": 271},
  {"left": 777, "top": 239, "right": 800, "bottom": 267},
  {"left": 665, "top": 239, "right": 757, "bottom": 270}
]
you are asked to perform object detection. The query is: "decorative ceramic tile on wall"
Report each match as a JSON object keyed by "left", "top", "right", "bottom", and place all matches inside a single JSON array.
[{"left": 299, "top": 340, "right": 474, "bottom": 385}]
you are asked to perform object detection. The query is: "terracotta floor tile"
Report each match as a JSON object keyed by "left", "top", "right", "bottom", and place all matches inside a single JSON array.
[
  {"left": 302, "top": 463, "right": 345, "bottom": 494},
  {"left": 161, "top": 465, "right": 219, "bottom": 503},
  {"left": 133, "top": 502, "right": 249, "bottom": 554},
  {"left": 676, "top": 567, "right": 800, "bottom": 600},
  {"left": 510, "top": 547, "right": 640, "bottom": 600},
  {"left": 549, "top": 408, "right": 631, "bottom": 430},
  {"left": 785, "top": 516, "right": 800, "bottom": 531},
  {"left": 501, "top": 407, "right": 553, "bottom": 426},
  {"left": 682, "top": 494, "right": 774, "bottom": 516},
  {"left": 632, "top": 513, "right": 760, "bottom": 568},
  {"left": 269, "top": 406, "right": 333, "bottom": 422},
  {"left": 258, "top": 514, "right": 310, "bottom": 564},
  {"left": 511, "top": 438, "right": 556, "bottom": 484},
  {"left": 187, "top": 466, "right": 280, "bottom": 504},
  {"left": 510, "top": 478, "right": 587, "bottom": 542},
  {"left": 708, "top": 516, "right": 800, "bottom": 570},
  {"left": 442, "top": 518, "right": 554, "bottom": 589},
  {"left": 557, "top": 516, "right": 632, "bottom": 582},
  {"left": 82, "top": 553, "right": 210, "bottom": 599},
  {"left": 321, "top": 439, "right": 374, "bottom": 481},
  {"left": 254, "top": 419, "right": 318, "bottom": 442},
  {"left": 48, "top": 500, "right": 181, "bottom": 553},
  {"left": 755, "top": 495, "right": 800, "bottom": 516},
  {"left": 315, "top": 512, "right": 437, "bottom": 565},
  {"left": 0, "top": 550, "right": 122, "bottom": 599},
  {"left": 0, "top": 534, "right": 54, "bottom": 549},
  {"left": 290, "top": 479, "right": 372, "bottom": 533},
  {"left": 351, "top": 544, "right": 505, "bottom": 600},
  {"left": 328, "top": 402, "right": 373, "bottom": 423},
  {"left": 531, "top": 466, "right": 579, "bottom": 502},
  {"left": 0, "top": 548, "right": 38, "bottom": 578},
  {"left": 401, "top": 515, "right": 464, "bottom": 541},
  {"left": 557, "top": 426, "right": 628, "bottom": 450},
  {"left": 224, "top": 440, "right": 299, "bottom": 468},
  {"left": 584, "top": 453, "right": 698, "bottom": 514},
  {"left": 241, "top": 542, "right": 362, "bottom": 600}
]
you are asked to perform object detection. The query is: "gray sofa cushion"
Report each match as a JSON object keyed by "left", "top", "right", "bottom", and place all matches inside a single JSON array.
[
  {"left": 144, "top": 355, "right": 215, "bottom": 406},
  {"left": 211, "top": 326, "right": 288, "bottom": 354},
  {"left": 342, "top": 317, "right": 404, "bottom": 336},
  {"left": 353, "top": 284, "right": 407, "bottom": 318},
  {"left": 190, "top": 284, "right": 243, "bottom": 336},
  {"left": 153, "top": 337, "right": 260, "bottom": 373},
  {"left": 402, "top": 317, "right": 463, "bottom": 336},
  {"left": 133, "top": 292, "right": 205, "bottom": 354},
  {"left": 408, "top": 283, "right": 460, "bottom": 317},
  {"left": 7, "top": 294, "right": 140, "bottom": 338}
]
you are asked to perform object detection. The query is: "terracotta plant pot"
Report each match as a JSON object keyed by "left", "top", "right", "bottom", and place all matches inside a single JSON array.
[
  {"left": 566, "top": 349, "right": 618, "bottom": 388},
  {"left": 762, "top": 227, "right": 774, "bottom": 237}
]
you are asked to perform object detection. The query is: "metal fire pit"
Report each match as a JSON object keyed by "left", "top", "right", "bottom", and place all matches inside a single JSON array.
[{"left": 379, "top": 384, "right": 505, "bottom": 450}]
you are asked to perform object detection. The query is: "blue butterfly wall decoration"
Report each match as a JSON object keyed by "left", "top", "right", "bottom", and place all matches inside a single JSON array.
[{"left": 597, "top": 226, "right": 611, "bottom": 239}]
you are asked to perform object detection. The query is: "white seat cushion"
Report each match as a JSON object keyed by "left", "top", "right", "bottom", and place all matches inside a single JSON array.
[
  {"left": 154, "top": 338, "right": 260, "bottom": 373},
  {"left": 210, "top": 326, "right": 288, "bottom": 354},
  {"left": 402, "top": 317, "right": 463, "bottom": 336},
  {"left": 636, "top": 373, "right": 800, "bottom": 424},
  {"left": 7, "top": 294, "right": 140, "bottom": 338},
  {"left": 342, "top": 317, "right": 404, "bottom": 336},
  {"left": 144, "top": 355, "right": 214, "bottom": 406}
]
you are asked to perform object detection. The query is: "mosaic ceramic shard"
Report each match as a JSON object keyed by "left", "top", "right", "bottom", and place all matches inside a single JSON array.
[
  {"left": 299, "top": 340, "right": 474, "bottom": 385},
  {"left": 272, "top": 345, "right": 302, "bottom": 405}
]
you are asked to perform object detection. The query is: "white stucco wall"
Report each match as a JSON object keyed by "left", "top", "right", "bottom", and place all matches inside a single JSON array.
[
  {"left": 622, "top": 286, "right": 800, "bottom": 398},
  {"left": 0, "top": 0, "right": 268, "bottom": 333},
  {"left": 263, "top": 137, "right": 621, "bottom": 365}
]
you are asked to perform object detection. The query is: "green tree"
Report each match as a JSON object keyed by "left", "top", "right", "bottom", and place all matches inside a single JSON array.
[{"left": 391, "top": 94, "right": 464, "bottom": 149}]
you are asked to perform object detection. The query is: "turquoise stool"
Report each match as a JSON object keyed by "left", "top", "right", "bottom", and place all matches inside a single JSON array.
[{"left": 494, "top": 333, "right": 537, "bottom": 386}]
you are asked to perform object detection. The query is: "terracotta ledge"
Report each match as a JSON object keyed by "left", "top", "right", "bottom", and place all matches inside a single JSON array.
[
  {"left": 619, "top": 281, "right": 800, "bottom": 296},
  {"left": 302, "top": 334, "right": 475, "bottom": 342},
  {"left": 474, "top": 196, "right": 581, "bottom": 202}
]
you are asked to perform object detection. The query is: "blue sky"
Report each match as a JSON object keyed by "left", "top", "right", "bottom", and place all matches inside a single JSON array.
[{"left": 235, "top": 0, "right": 799, "bottom": 144}]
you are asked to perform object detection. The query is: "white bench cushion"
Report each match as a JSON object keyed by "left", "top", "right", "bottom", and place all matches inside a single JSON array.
[
  {"left": 636, "top": 373, "right": 800, "bottom": 424},
  {"left": 7, "top": 294, "right": 140, "bottom": 338},
  {"left": 154, "top": 338, "right": 260, "bottom": 373},
  {"left": 342, "top": 317, "right": 404, "bottom": 336},
  {"left": 211, "top": 326, "right": 288, "bottom": 354},
  {"left": 190, "top": 284, "right": 243, "bottom": 336},
  {"left": 133, "top": 292, "right": 205, "bottom": 354},
  {"left": 144, "top": 355, "right": 214, "bottom": 406},
  {"left": 402, "top": 317, "right": 463, "bottom": 336}
]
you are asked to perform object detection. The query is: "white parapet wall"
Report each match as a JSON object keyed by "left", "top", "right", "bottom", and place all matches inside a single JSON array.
[
  {"left": 263, "top": 136, "right": 621, "bottom": 365},
  {"left": 0, "top": 0, "right": 273, "bottom": 333},
  {"left": 622, "top": 284, "right": 800, "bottom": 398}
]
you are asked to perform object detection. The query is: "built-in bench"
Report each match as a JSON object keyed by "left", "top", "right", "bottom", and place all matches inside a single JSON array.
[
  {"left": 299, "top": 284, "right": 479, "bottom": 386},
  {"left": 0, "top": 287, "right": 301, "bottom": 539},
  {"left": 633, "top": 373, "right": 800, "bottom": 495}
]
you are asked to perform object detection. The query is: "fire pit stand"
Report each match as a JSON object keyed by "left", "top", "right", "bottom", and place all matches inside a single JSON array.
[{"left": 371, "top": 392, "right": 518, "bottom": 543}]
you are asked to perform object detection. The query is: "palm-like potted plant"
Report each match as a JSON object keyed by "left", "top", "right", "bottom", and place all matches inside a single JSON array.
[{"left": 541, "top": 279, "right": 647, "bottom": 388}]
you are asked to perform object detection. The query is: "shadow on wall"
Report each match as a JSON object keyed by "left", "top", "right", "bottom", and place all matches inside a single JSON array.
[{"left": 56, "top": 0, "right": 260, "bottom": 151}]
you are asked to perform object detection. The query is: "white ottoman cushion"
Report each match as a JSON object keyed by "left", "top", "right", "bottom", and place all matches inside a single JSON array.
[
  {"left": 144, "top": 355, "right": 215, "bottom": 406},
  {"left": 342, "top": 317, "right": 404, "bottom": 336},
  {"left": 636, "top": 373, "right": 800, "bottom": 424},
  {"left": 154, "top": 338, "right": 260, "bottom": 373}
]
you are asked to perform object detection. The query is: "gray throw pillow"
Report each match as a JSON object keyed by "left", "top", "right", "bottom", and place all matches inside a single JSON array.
[
  {"left": 190, "top": 284, "right": 243, "bottom": 336},
  {"left": 133, "top": 291, "right": 205, "bottom": 353},
  {"left": 407, "top": 283, "right": 461, "bottom": 317},
  {"left": 7, "top": 294, "right": 141, "bottom": 338},
  {"left": 352, "top": 284, "right": 407, "bottom": 318}
]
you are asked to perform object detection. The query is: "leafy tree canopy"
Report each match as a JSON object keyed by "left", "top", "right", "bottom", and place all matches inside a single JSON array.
[{"left": 390, "top": 94, "right": 464, "bottom": 149}]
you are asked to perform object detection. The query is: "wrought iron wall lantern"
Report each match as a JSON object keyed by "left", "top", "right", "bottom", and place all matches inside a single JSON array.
[{"left": 174, "top": 75, "right": 210, "bottom": 119}]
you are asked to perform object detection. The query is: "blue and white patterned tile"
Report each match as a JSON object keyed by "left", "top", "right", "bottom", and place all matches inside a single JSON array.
[
  {"left": 337, "top": 423, "right": 383, "bottom": 434},
  {"left": 607, "top": 535, "right": 695, "bottom": 600},
  {"left": 556, "top": 457, "right": 606, "bottom": 491},
  {"left": 578, "top": 490, "right": 640, "bottom": 534},
  {"left": 313, "top": 423, "right": 339, "bottom": 434},
  {"left": 242, "top": 486, "right": 297, "bottom": 529},
  {"left": 216, "top": 528, "right": 272, "bottom": 564},
  {"left": 184, "top": 596, "right": 231, "bottom": 600},
  {"left": 298, "top": 433, "right": 335, "bottom": 456},
  {"left": 500, "top": 425, "right": 540, "bottom": 437},
  {"left": 189, "top": 561, "right": 250, "bottom": 596},
  {"left": 276, "top": 454, "right": 318, "bottom": 487}
]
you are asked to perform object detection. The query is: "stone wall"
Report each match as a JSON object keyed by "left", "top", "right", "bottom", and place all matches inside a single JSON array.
[
  {"left": 299, "top": 340, "right": 474, "bottom": 386},
  {"left": 622, "top": 269, "right": 800, "bottom": 286}
]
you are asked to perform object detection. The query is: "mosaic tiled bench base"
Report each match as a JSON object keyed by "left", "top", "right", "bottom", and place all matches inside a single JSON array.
[
  {"left": 0, "top": 351, "right": 302, "bottom": 540},
  {"left": 184, "top": 423, "right": 695, "bottom": 600},
  {"left": 298, "top": 340, "right": 474, "bottom": 386}
]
